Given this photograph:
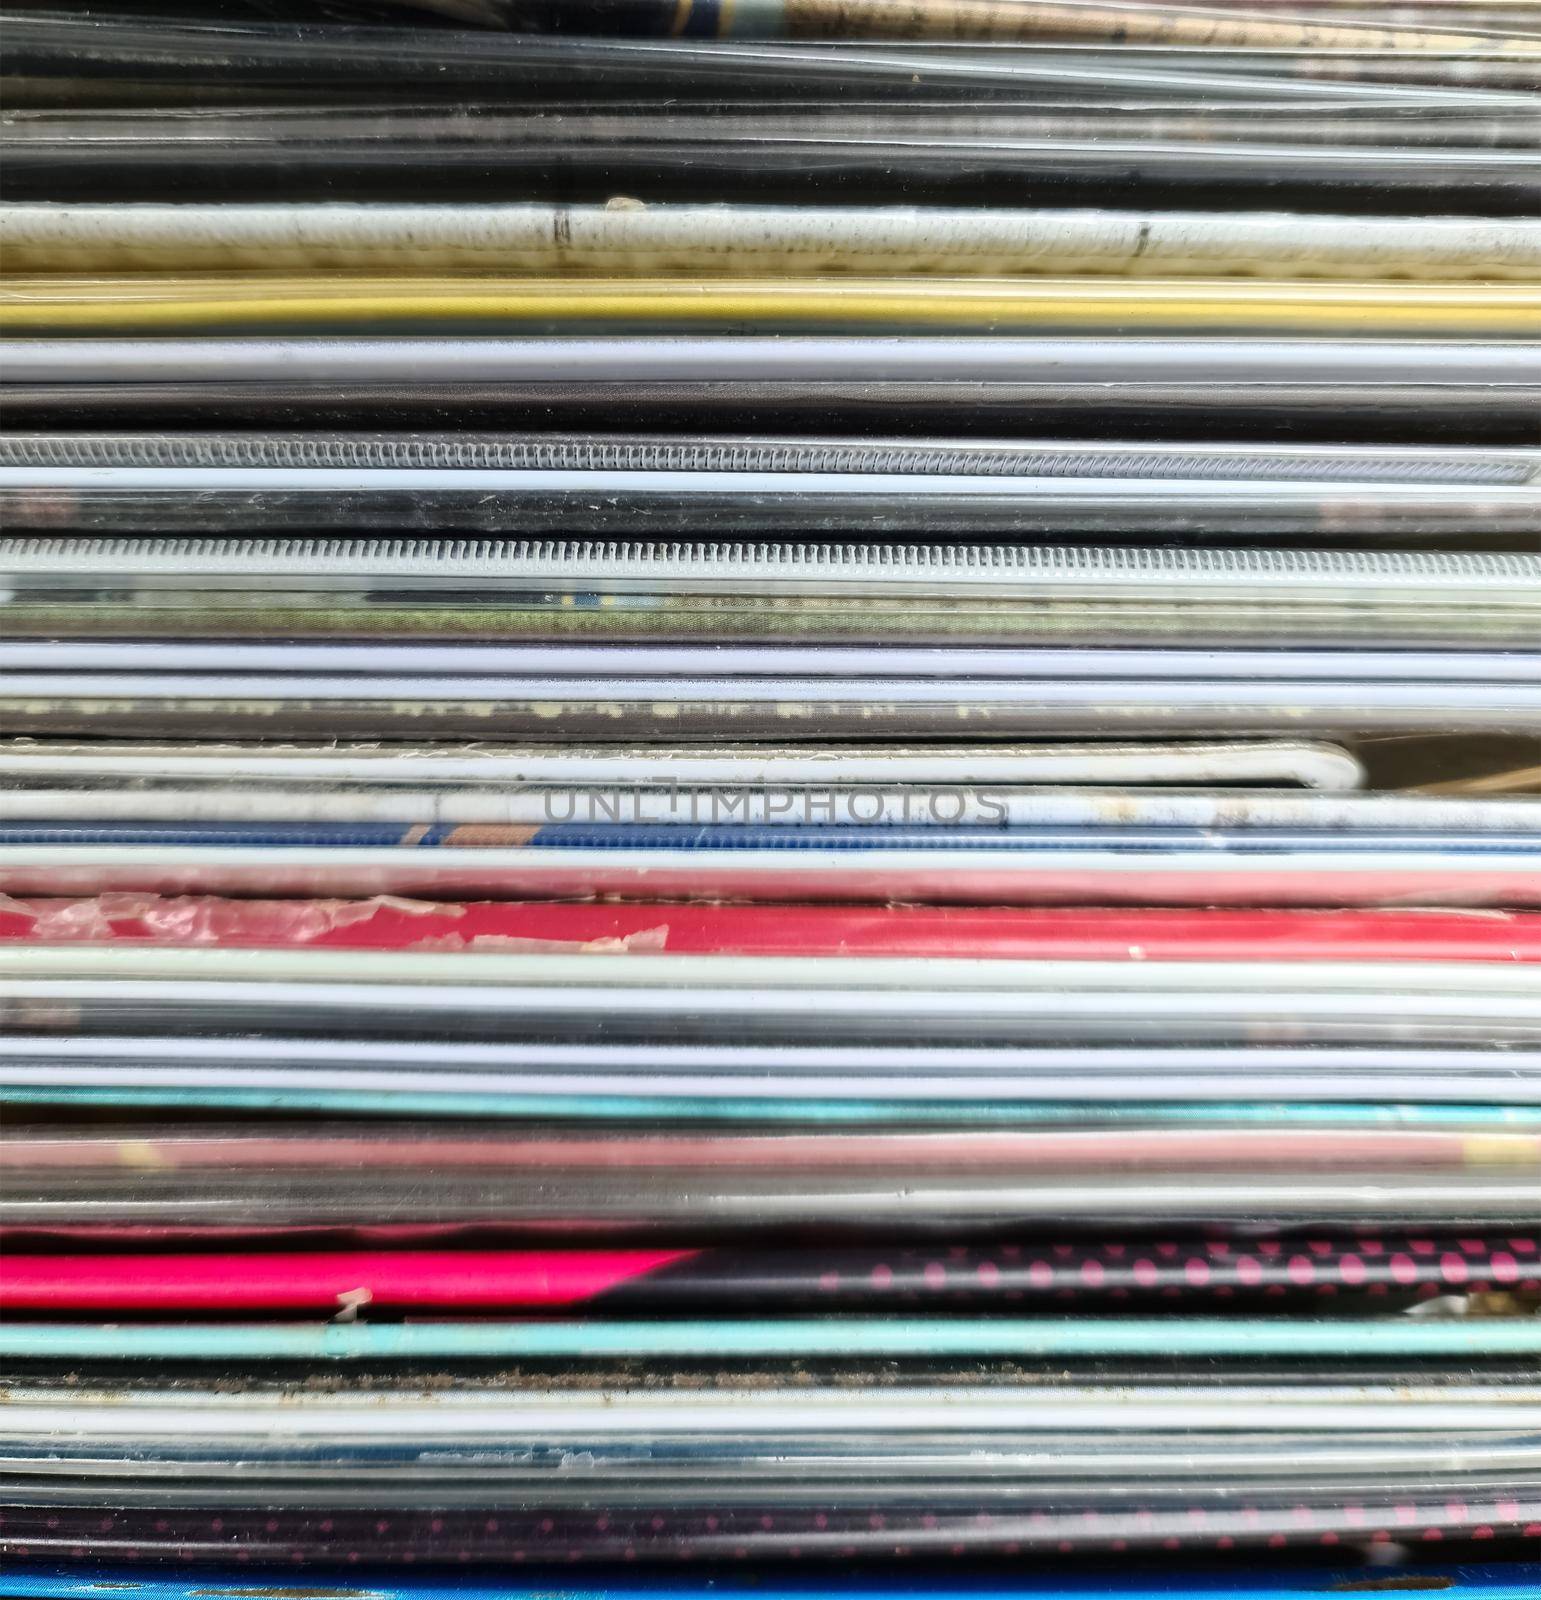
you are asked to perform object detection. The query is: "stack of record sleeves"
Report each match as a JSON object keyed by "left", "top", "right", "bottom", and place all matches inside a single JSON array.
[{"left": 0, "top": 0, "right": 1538, "bottom": 1594}]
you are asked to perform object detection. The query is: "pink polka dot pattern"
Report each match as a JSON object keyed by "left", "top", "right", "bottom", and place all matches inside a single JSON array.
[
  {"left": 4, "top": 1233, "right": 1535, "bottom": 1580},
  {"left": 657, "top": 1235, "right": 1533, "bottom": 1304},
  {"left": 3, "top": 1492, "right": 1537, "bottom": 1565}
]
